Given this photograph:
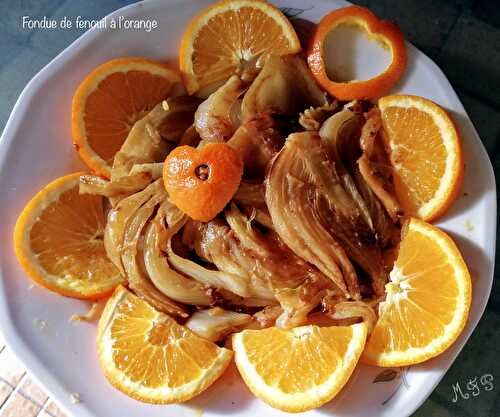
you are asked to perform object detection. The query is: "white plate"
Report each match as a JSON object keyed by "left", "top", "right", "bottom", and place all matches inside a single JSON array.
[{"left": 0, "top": 1, "right": 496, "bottom": 416}]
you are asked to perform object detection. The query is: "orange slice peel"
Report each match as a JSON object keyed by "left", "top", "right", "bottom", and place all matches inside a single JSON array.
[
  {"left": 379, "top": 94, "right": 464, "bottom": 221},
  {"left": 307, "top": 6, "right": 406, "bottom": 100},
  {"left": 97, "top": 286, "right": 233, "bottom": 403},
  {"left": 13, "top": 173, "right": 124, "bottom": 299},
  {"left": 362, "top": 218, "right": 472, "bottom": 367},
  {"left": 179, "top": 0, "right": 301, "bottom": 96},
  {"left": 233, "top": 322, "right": 368, "bottom": 412},
  {"left": 72, "top": 57, "right": 180, "bottom": 178}
]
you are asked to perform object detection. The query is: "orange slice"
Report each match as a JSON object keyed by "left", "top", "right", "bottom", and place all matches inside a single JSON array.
[
  {"left": 379, "top": 95, "right": 464, "bottom": 221},
  {"left": 233, "top": 323, "right": 367, "bottom": 412},
  {"left": 97, "top": 286, "right": 233, "bottom": 403},
  {"left": 72, "top": 57, "right": 180, "bottom": 178},
  {"left": 13, "top": 173, "right": 124, "bottom": 299},
  {"left": 179, "top": 0, "right": 301, "bottom": 95},
  {"left": 362, "top": 218, "right": 472, "bottom": 367}
]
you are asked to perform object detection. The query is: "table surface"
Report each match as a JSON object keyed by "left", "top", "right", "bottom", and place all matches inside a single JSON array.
[{"left": 0, "top": 0, "right": 499, "bottom": 416}]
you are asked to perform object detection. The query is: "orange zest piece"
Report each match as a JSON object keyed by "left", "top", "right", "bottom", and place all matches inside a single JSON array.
[
  {"left": 362, "top": 218, "right": 472, "bottom": 367},
  {"left": 307, "top": 6, "right": 406, "bottom": 100},
  {"left": 97, "top": 286, "right": 233, "bottom": 403},
  {"left": 379, "top": 94, "right": 464, "bottom": 221},
  {"left": 13, "top": 173, "right": 124, "bottom": 299},
  {"left": 72, "top": 57, "right": 180, "bottom": 178},
  {"left": 179, "top": 0, "right": 301, "bottom": 95},
  {"left": 163, "top": 143, "right": 243, "bottom": 222}
]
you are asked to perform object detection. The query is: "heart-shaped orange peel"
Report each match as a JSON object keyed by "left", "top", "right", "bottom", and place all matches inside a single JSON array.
[
  {"left": 307, "top": 6, "right": 407, "bottom": 100},
  {"left": 163, "top": 143, "right": 243, "bottom": 222}
]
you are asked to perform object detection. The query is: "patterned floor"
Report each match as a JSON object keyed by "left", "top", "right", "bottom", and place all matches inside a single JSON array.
[{"left": 0, "top": 333, "right": 67, "bottom": 417}]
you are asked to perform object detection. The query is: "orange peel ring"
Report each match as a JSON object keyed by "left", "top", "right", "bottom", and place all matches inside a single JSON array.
[{"left": 307, "top": 6, "right": 407, "bottom": 100}]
